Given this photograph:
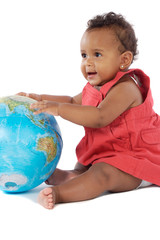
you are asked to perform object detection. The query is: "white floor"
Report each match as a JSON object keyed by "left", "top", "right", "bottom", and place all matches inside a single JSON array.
[{"left": 0, "top": 184, "right": 160, "bottom": 240}]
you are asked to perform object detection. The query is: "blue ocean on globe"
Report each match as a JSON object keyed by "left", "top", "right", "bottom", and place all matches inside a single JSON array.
[{"left": 0, "top": 95, "right": 63, "bottom": 192}]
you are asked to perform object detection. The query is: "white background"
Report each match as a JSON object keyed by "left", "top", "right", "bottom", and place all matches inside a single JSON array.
[{"left": 0, "top": 0, "right": 160, "bottom": 239}]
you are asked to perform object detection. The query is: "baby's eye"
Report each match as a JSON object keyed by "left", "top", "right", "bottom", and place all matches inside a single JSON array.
[
  {"left": 95, "top": 52, "right": 102, "bottom": 57},
  {"left": 81, "top": 53, "right": 87, "bottom": 58}
]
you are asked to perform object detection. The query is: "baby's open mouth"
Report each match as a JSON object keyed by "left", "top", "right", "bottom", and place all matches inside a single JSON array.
[{"left": 87, "top": 72, "right": 97, "bottom": 76}]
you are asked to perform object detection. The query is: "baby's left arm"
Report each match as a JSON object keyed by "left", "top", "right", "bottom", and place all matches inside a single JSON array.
[{"left": 30, "top": 79, "right": 142, "bottom": 128}]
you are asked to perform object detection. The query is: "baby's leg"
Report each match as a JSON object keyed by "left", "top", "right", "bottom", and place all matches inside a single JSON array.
[
  {"left": 45, "top": 162, "right": 90, "bottom": 185},
  {"left": 38, "top": 162, "right": 141, "bottom": 209}
]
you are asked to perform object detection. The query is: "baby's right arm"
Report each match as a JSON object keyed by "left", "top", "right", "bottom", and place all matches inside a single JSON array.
[{"left": 17, "top": 92, "right": 82, "bottom": 105}]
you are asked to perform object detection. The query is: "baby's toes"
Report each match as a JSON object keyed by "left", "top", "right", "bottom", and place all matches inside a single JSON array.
[
  {"left": 43, "top": 187, "right": 53, "bottom": 196},
  {"left": 48, "top": 202, "right": 54, "bottom": 209}
]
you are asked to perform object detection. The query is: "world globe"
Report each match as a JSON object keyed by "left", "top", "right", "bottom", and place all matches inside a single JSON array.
[{"left": 0, "top": 95, "right": 63, "bottom": 192}]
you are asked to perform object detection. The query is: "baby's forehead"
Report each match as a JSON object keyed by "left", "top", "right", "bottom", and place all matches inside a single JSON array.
[{"left": 80, "top": 28, "right": 120, "bottom": 48}]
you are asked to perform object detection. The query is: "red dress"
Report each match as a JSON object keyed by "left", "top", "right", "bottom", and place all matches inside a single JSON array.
[{"left": 76, "top": 69, "right": 160, "bottom": 186}]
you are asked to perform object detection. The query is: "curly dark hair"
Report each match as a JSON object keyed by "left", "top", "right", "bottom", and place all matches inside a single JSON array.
[{"left": 86, "top": 12, "right": 138, "bottom": 61}]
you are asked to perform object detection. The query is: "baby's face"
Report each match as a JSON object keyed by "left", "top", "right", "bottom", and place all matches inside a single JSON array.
[{"left": 80, "top": 28, "right": 123, "bottom": 86}]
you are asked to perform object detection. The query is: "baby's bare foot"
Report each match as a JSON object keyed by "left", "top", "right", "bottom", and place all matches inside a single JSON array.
[
  {"left": 45, "top": 168, "right": 80, "bottom": 185},
  {"left": 38, "top": 188, "right": 56, "bottom": 209}
]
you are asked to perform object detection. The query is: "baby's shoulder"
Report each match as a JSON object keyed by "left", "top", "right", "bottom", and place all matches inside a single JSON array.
[
  {"left": 114, "top": 74, "right": 133, "bottom": 85},
  {"left": 111, "top": 74, "right": 143, "bottom": 107},
  {"left": 113, "top": 74, "right": 140, "bottom": 90}
]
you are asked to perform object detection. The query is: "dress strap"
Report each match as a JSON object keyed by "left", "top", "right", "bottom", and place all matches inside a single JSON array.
[
  {"left": 130, "top": 72, "right": 142, "bottom": 87},
  {"left": 100, "top": 69, "right": 140, "bottom": 98}
]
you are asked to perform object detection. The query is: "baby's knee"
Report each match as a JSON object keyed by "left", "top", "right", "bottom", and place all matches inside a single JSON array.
[
  {"left": 89, "top": 162, "right": 117, "bottom": 185},
  {"left": 90, "top": 162, "right": 141, "bottom": 192}
]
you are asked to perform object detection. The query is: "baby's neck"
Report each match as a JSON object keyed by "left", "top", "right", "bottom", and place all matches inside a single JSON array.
[{"left": 94, "top": 85, "right": 102, "bottom": 91}]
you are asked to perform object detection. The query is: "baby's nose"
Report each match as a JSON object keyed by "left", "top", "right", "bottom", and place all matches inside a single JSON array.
[{"left": 86, "top": 57, "right": 94, "bottom": 66}]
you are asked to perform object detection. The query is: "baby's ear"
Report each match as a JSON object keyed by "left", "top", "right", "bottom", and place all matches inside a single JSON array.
[{"left": 120, "top": 51, "right": 133, "bottom": 70}]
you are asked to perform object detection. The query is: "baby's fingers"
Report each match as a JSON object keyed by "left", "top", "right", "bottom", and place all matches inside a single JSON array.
[
  {"left": 17, "top": 92, "right": 42, "bottom": 101},
  {"left": 30, "top": 101, "right": 47, "bottom": 114},
  {"left": 16, "top": 92, "right": 27, "bottom": 97},
  {"left": 32, "top": 109, "right": 44, "bottom": 115},
  {"left": 30, "top": 101, "right": 45, "bottom": 109}
]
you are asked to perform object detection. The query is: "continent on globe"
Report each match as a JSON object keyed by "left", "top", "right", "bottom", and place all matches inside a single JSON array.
[
  {"left": 0, "top": 95, "right": 45, "bottom": 127},
  {"left": 37, "top": 136, "right": 57, "bottom": 163},
  {"left": 0, "top": 95, "right": 35, "bottom": 113},
  {"left": 0, "top": 95, "right": 63, "bottom": 192}
]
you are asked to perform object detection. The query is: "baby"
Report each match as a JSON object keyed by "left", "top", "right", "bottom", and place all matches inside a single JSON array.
[{"left": 18, "top": 12, "right": 160, "bottom": 209}]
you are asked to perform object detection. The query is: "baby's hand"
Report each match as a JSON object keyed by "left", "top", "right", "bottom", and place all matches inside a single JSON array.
[
  {"left": 17, "top": 92, "right": 42, "bottom": 101},
  {"left": 30, "top": 100, "right": 59, "bottom": 116}
]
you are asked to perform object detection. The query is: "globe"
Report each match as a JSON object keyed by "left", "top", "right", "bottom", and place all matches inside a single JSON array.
[{"left": 0, "top": 95, "right": 63, "bottom": 192}]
